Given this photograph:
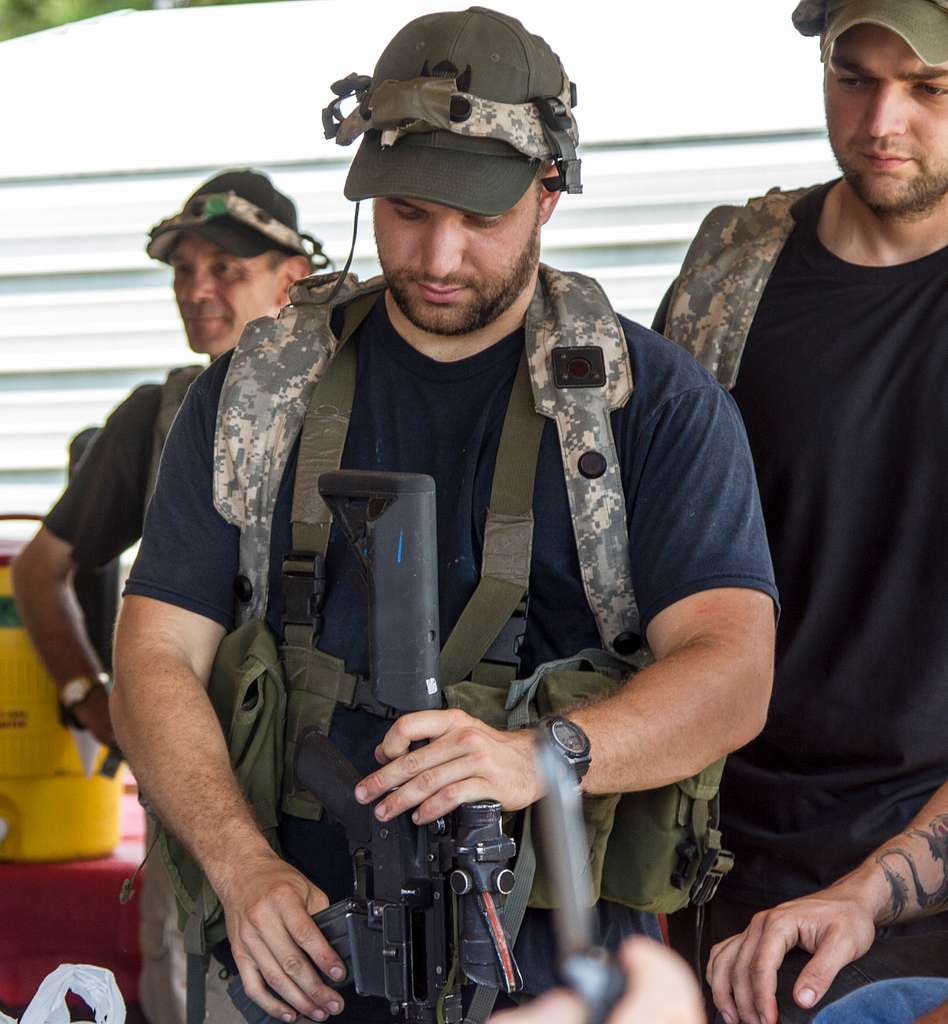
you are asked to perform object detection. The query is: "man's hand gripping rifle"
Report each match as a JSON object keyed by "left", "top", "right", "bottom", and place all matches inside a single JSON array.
[{"left": 294, "top": 470, "right": 523, "bottom": 1023}]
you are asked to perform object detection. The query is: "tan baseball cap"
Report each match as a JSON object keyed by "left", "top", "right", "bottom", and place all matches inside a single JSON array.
[{"left": 793, "top": 0, "right": 948, "bottom": 64}]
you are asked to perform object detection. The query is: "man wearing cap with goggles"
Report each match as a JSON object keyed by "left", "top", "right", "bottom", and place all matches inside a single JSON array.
[
  {"left": 654, "top": 3, "right": 948, "bottom": 1022},
  {"left": 12, "top": 168, "right": 320, "bottom": 1024},
  {"left": 113, "top": 9, "right": 777, "bottom": 1024}
]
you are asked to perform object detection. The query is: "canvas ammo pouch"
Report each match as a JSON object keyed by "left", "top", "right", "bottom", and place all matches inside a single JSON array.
[
  {"left": 446, "top": 648, "right": 728, "bottom": 914},
  {"left": 157, "top": 616, "right": 287, "bottom": 953}
]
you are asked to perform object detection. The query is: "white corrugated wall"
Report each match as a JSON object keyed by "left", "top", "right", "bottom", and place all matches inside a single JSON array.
[{"left": 0, "top": 130, "right": 837, "bottom": 520}]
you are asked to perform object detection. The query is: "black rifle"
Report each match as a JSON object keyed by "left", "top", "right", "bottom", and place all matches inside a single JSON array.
[
  {"left": 534, "top": 734, "right": 626, "bottom": 1024},
  {"left": 294, "top": 470, "right": 522, "bottom": 1023}
]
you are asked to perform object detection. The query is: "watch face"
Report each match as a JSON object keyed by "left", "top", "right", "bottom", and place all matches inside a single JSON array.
[{"left": 550, "top": 717, "right": 588, "bottom": 757}]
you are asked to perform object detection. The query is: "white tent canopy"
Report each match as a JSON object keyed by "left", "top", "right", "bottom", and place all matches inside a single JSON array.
[{"left": 1, "top": 0, "right": 826, "bottom": 179}]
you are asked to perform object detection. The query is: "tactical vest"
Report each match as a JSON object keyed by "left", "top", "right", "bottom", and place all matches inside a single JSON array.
[
  {"left": 145, "top": 364, "right": 204, "bottom": 505},
  {"left": 660, "top": 186, "right": 816, "bottom": 387},
  {"left": 160, "top": 265, "right": 732, "bottom": 960}
]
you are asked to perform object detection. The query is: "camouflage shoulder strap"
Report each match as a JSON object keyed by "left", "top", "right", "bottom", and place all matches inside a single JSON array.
[
  {"left": 662, "top": 185, "right": 818, "bottom": 388},
  {"left": 527, "top": 264, "right": 639, "bottom": 649},
  {"left": 146, "top": 363, "right": 204, "bottom": 506},
  {"left": 213, "top": 271, "right": 386, "bottom": 622}
]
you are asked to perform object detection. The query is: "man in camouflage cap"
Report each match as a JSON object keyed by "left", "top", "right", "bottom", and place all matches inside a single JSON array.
[
  {"left": 12, "top": 168, "right": 319, "bottom": 1024},
  {"left": 112, "top": 8, "right": 777, "bottom": 1023},
  {"left": 655, "top": 2, "right": 948, "bottom": 1022}
]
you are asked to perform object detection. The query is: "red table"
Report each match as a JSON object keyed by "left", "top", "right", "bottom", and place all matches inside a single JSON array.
[{"left": 0, "top": 792, "right": 144, "bottom": 1008}]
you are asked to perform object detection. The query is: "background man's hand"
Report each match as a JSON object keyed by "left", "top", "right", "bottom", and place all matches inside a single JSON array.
[
  {"left": 218, "top": 852, "right": 348, "bottom": 1022},
  {"left": 355, "top": 709, "right": 539, "bottom": 825},
  {"left": 71, "top": 682, "right": 114, "bottom": 746},
  {"left": 707, "top": 885, "right": 877, "bottom": 1024},
  {"left": 489, "top": 937, "right": 705, "bottom": 1024}
]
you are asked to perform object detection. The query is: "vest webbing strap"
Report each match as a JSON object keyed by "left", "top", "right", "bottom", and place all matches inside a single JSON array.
[
  {"left": 284, "top": 292, "right": 378, "bottom": 648},
  {"left": 439, "top": 351, "right": 545, "bottom": 687}
]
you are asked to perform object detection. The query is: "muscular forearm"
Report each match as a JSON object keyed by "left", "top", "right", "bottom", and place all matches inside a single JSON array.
[
  {"left": 570, "top": 588, "right": 774, "bottom": 796},
  {"left": 12, "top": 532, "right": 103, "bottom": 688},
  {"left": 112, "top": 598, "right": 275, "bottom": 895},
  {"left": 834, "top": 781, "right": 948, "bottom": 928},
  {"left": 572, "top": 638, "right": 768, "bottom": 796}
]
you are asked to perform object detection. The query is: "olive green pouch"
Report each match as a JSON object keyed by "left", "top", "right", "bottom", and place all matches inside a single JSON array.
[
  {"left": 447, "top": 648, "right": 730, "bottom": 913},
  {"left": 157, "top": 617, "right": 286, "bottom": 953},
  {"left": 280, "top": 642, "right": 356, "bottom": 820}
]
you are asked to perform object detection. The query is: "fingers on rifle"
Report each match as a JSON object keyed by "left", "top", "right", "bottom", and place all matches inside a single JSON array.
[{"left": 376, "top": 708, "right": 469, "bottom": 763}]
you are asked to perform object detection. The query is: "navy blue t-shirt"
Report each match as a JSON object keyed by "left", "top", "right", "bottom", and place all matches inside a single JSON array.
[{"left": 127, "top": 296, "right": 776, "bottom": 1011}]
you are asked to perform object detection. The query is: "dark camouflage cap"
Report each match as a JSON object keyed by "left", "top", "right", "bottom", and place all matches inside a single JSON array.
[
  {"left": 324, "top": 6, "right": 580, "bottom": 216},
  {"left": 147, "top": 169, "right": 326, "bottom": 265},
  {"left": 793, "top": 0, "right": 948, "bottom": 64}
]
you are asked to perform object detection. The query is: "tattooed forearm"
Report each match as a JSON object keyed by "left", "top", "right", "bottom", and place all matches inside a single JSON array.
[{"left": 875, "top": 813, "right": 948, "bottom": 925}]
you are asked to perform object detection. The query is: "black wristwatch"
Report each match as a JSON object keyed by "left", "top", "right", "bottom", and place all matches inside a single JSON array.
[{"left": 541, "top": 715, "right": 591, "bottom": 783}]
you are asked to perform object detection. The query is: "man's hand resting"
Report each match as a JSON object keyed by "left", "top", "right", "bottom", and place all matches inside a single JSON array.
[
  {"left": 219, "top": 852, "right": 348, "bottom": 1022},
  {"left": 707, "top": 884, "right": 878, "bottom": 1024}
]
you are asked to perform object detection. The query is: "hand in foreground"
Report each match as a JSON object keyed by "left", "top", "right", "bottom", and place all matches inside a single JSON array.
[
  {"left": 355, "top": 708, "right": 539, "bottom": 825},
  {"left": 72, "top": 682, "right": 114, "bottom": 746},
  {"left": 489, "top": 937, "right": 705, "bottom": 1024},
  {"left": 219, "top": 851, "right": 347, "bottom": 1022},
  {"left": 707, "top": 884, "right": 877, "bottom": 1024},
  {"left": 918, "top": 999, "right": 948, "bottom": 1024}
]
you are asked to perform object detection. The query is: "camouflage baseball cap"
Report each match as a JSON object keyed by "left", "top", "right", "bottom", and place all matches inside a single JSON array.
[
  {"left": 147, "top": 169, "right": 326, "bottom": 265},
  {"left": 793, "top": 0, "right": 948, "bottom": 65},
  {"left": 323, "top": 6, "right": 580, "bottom": 216}
]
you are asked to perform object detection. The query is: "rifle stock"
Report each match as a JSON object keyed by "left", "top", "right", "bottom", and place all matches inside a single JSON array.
[{"left": 293, "top": 470, "right": 521, "bottom": 1023}]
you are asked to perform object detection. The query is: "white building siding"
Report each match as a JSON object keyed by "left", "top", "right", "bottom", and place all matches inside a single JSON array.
[{"left": 0, "top": 130, "right": 838, "bottom": 520}]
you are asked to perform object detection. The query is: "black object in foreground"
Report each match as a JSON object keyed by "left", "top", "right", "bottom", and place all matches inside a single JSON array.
[
  {"left": 535, "top": 734, "right": 626, "bottom": 1024},
  {"left": 295, "top": 470, "right": 522, "bottom": 1023}
]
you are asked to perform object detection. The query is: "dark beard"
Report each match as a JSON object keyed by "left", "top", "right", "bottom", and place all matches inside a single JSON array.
[
  {"left": 383, "top": 215, "right": 540, "bottom": 337},
  {"left": 832, "top": 141, "right": 948, "bottom": 220}
]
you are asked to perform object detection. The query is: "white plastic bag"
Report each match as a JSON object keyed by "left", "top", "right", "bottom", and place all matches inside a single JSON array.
[{"left": 0, "top": 965, "right": 126, "bottom": 1024}]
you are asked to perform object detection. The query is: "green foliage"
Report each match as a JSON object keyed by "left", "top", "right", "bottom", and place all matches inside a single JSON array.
[{"left": 0, "top": 0, "right": 284, "bottom": 42}]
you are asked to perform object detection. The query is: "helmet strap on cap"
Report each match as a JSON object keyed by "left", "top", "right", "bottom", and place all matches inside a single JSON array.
[
  {"left": 323, "top": 73, "right": 374, "bottom": 140},
  {"left": 535, "top": 82, "right": 582, "bottom": 195}
]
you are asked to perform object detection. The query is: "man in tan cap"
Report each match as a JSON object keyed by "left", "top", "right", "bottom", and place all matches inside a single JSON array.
[{"left": 656, "top": 2, "right": 948, "bottom": 1022}]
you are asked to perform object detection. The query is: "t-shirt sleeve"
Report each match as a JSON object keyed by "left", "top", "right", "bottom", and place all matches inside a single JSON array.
[
  {"left": 623, "top": 379, "right": 778, "bottom": 633},
  {"left": 123, "top": 356, "right": 239, "bottom": 629},
  {"left": 45, "top": 385, "right": 162, "bottom": 569}
]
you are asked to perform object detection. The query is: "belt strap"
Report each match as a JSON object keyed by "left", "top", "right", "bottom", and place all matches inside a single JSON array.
[{"left": 440, "top": 351, "right": 545, "bottom": 685}]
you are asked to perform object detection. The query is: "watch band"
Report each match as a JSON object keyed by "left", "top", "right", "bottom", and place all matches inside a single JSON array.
[
  {"left": 542, "top": 714, "right": 592, "bottom": 783},
  {"left": 60, "top": 671, "right": 110, "bottom": 710}
]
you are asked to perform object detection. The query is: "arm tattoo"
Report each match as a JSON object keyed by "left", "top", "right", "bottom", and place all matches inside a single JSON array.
[{"left": 875, "top": 812, "right": 948, "bottom": 926}]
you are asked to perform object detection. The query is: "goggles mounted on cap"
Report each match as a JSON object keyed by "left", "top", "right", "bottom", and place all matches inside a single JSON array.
[
  {"left": 322, "top": 70, "right": 582, "bottom": 195},
  {"left": 147, "top": 191, "right": 329, "bottom": 265}
]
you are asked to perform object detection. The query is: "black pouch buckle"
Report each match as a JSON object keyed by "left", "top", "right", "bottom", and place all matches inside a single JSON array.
[
  {"left": 350, "top": 675, "right": 399, "bottom": 720},
  {"left": 672, "top": 841, "right": 734, "bottom": 906},
  {"left": 481, "top": 597, "right": 529, "bottom": 673},
  {"left": 281, "top": 552, "right": 326, "bottom": 644}
]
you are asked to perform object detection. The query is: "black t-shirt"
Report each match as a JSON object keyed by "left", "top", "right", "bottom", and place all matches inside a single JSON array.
[
  {"left": 720, "top": 183, "right": 948, "bottom": 905},
  {"left": 127, "top": 296, "right": 776, "bottom": 1009},
  {"left": 45, "top": 384, "right": 161, "bottom": 568}
]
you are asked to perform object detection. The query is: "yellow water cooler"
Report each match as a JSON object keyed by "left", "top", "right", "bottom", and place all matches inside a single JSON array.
[{"left": 0, "top": 519, "right": 121, "bottom": 861}]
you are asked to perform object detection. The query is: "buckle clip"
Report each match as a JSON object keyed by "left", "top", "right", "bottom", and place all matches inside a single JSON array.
[
  {"left": 672, "top": 841, "right": 734, "bottom": 906},
  {"left": 281, "top": 552, "right": 326, "bottom": 643}
]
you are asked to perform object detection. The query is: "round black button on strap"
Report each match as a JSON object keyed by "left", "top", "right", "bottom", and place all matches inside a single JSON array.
[
  {"left": 234, "top": 574, "right": 253, "bottom": 603},
  {"left": 578, "top": 450, "right": 607, "bottom": 479}
]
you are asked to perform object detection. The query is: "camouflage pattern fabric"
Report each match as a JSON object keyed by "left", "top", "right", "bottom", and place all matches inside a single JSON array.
[
  {"left": 662, "top": 187, "right": 815, "bottom": 389},
  {"left": 526, "top": 265, "right": 638, "bottom": 647},
  {"left": 792, "top": 0, "right": 948, "bottom": 35},
  {"left": 213, "top": 264, "right": 638, "bottom": 652},
  {"left": 335, "top": 73, "right": 577, "bottom": 161},
  {"left": 213, "top": 272, "right": 384, "bottom": 624}
]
